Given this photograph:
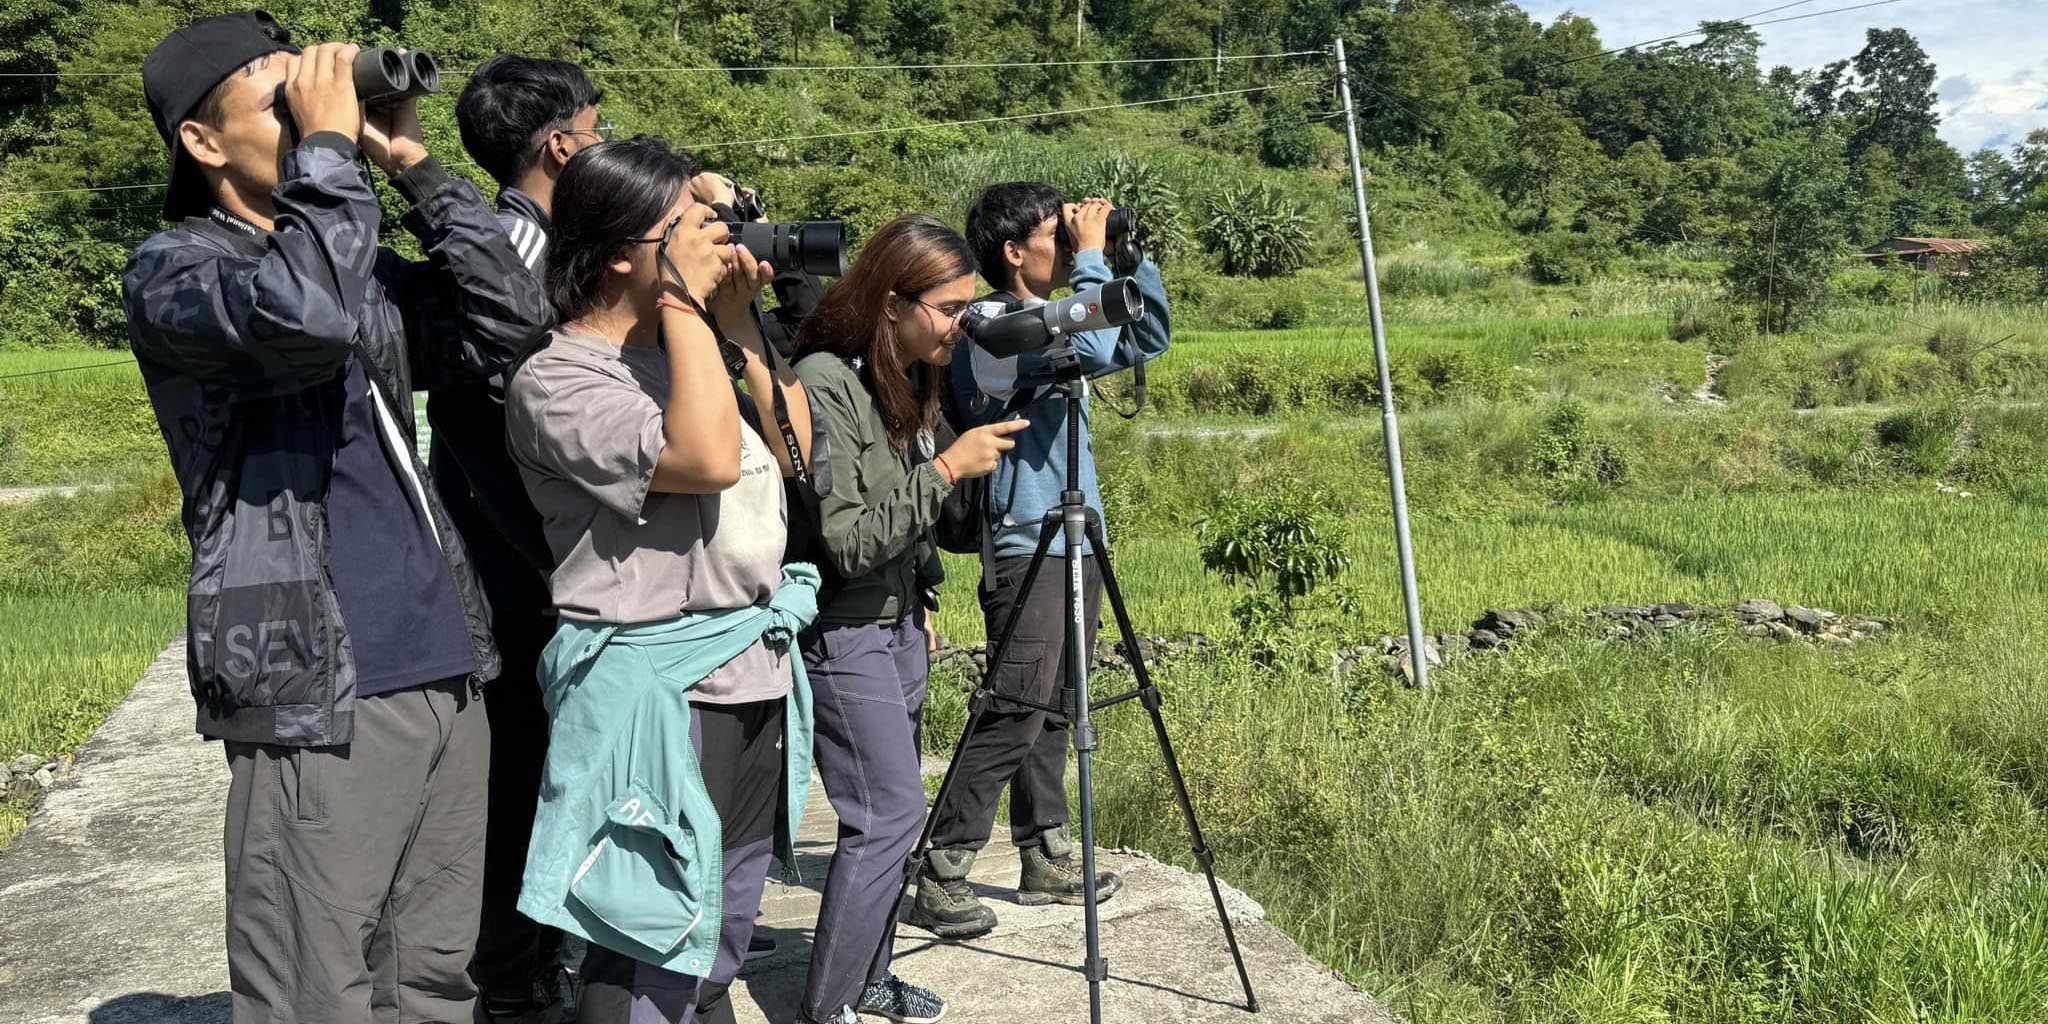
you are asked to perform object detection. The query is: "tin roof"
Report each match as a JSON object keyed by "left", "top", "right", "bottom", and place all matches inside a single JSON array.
[{"left": 1861, "top": 237, "right": 1986, "bottom": 256}]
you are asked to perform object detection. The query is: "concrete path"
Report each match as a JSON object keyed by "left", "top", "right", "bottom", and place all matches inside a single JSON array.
[{"left": 0, "top": 639, "right": 1397, "bottom": 1024}]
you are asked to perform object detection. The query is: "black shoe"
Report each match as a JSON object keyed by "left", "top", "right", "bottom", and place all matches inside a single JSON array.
[
  {"left": 745, "top": 934, "right": 777, "bottom": 962},
  {"left": 857, "top": 974, "right": 947, "bottom": 1024},
  {"left": 474, "top": 976, "right": 565, "bottom": 1024}
]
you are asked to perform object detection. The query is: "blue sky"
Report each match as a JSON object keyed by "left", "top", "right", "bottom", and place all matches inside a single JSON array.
[{"left": 1515, "top": 0, "right": 2046, "bottom": 153}]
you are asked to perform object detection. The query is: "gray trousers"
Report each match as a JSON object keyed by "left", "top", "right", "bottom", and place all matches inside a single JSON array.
[
  {"left": 799, "top": 612, "right": 930, "bottom": 1020},
  {"left": 578, "top": 699, "right": 785, "bottom": 1024},
  {"left": 223, "top": 678, "right": 489, "bottom": 1024}
]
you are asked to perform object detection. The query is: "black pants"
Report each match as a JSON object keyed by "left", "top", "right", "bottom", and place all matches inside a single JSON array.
[
  {"left": 929, "top": 554, "right": 1101, "bottom": 853},
  {"left": 579, "top": 698, "right": 786, "bottom": 1024},
  {"left": 472, "top": 608, "right": 560, "bottom": 1001}
]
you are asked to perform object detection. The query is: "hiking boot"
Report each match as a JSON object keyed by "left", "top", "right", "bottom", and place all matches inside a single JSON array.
[
  {"left": 907, "top": 848, "right": 997, "bottom": 939},
  {"left": 1017, "top": 827, "right": 1124, "bottom": 906},
  {"left": 857, "top": 973, "right": 947, "bottom": 1023}
]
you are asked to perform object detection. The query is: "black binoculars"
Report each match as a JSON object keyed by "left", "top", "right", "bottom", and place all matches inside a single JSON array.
[{"left": 352, "top": 47, "right": 439, "bottom": 106}]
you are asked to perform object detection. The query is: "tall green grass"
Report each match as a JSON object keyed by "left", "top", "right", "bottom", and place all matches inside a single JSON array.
[
  {"left": 0, "top": 474, "right": 185, "bottom": 849},
  {"left": 0, "top": 352, "right": 161, "bottom": 485}
]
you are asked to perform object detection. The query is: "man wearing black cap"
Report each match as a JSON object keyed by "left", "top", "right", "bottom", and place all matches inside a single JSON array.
[{"left": 120, "top": 11, "right": 549, "bottom": 1024}]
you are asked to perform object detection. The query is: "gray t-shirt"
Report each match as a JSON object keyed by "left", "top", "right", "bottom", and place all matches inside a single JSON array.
[{"left": 506, "top": 328, "right": 791, "bottom": 704}]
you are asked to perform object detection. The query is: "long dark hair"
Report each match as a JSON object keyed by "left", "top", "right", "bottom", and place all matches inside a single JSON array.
[
  {"left": 546, "top": 136, "right": 698, "bottom": 325},
  {"left": 795, "top": 214, "right": 976, "bottom": 454}
]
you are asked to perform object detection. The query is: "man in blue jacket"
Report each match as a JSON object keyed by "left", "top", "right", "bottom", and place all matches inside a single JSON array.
[
  {"left": 916, "top": 183, "right": 1171, "bottom": 939},
  {"left": 122, "top": 12, "right": 549, "bottom": 1022}
]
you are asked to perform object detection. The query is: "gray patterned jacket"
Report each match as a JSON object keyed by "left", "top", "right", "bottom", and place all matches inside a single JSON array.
[{"left": 121, "top": 132, "right": 551, "bottom": 746}]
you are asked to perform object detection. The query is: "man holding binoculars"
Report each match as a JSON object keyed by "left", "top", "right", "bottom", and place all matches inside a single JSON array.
[
  {"left": 123, "top": 11, "right": 549, "bottom": 1024},
  {"left": 912, "top": 184, "right": 1172, "bottom": 938}
]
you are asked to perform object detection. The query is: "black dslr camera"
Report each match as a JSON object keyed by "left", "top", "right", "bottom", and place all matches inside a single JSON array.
[{"left": 712, "top": 188, "right": 847, "bottom": 279}]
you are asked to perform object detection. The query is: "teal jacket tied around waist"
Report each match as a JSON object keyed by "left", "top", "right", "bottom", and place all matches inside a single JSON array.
[{"left": 517, "top": 563, "right": 820, "bottom": 977}]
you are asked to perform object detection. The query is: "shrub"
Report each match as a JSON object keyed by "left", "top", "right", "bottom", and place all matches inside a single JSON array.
[
  {"left": 1532, "top": 400, "right": 1632, "bottom": 491},
  {"left": 1198, "top": 487, "right": 1353, "bottom": 612},
  {"left": 1876, "top": 403, "right": 1964, "bottom": 476},
  {"left": 1200, "top": 185, "right": 1311, "bottom": 278},
  {"left": 1525, "top": 230, "right": 1620, "bottom": 286},
  {"left": 1259, "top": 116, "right": 1323, "bottom": 170}
]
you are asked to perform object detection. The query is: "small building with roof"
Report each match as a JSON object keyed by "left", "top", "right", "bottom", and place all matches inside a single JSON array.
[{"left": 1856, "top": 237, "right": 1985, "bottom": 274}]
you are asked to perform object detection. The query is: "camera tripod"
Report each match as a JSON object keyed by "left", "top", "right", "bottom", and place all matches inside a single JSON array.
[{"left": 866, "top": 349, "right": 1258, "bottom": 1022}]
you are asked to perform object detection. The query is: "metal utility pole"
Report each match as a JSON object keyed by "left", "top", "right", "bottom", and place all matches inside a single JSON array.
[{"left": 1333, "top": 37, "right": 1431, "bottom": 688}]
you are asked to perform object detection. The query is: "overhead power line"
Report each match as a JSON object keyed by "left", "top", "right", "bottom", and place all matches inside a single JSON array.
[
  {"left": 0, "top": 78, "right": 1311, "bottom": 198},
  {"left": 0, "top": 48, "right": 1319, "bottom": 79}
]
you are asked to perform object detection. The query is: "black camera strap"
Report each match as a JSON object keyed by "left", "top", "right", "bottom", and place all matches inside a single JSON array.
[{"left": 658, "top": 243, "right": 812, "bottom": 490}]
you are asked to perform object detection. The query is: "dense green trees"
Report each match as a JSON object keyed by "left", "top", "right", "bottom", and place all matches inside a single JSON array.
[{"left": 0, "top": 0, "right": 2038, "bottom": 347}]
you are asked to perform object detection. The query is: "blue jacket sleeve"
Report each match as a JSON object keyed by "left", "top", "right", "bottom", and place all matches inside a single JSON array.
[
  {"left": 383, "top": 157, "right": 554, "bottom": 391},
  {"left": 1011, "top": 249, "right": 1171, "bottom": 385},
  {"left": 121, "top": 133, "right": 376, "bottom": 397}
]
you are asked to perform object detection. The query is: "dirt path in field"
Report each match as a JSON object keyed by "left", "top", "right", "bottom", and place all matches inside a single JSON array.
[
  {"left": 0, "top": 639, "right": 1397, "bottom": 1024},
  {"left": 1694, "top": 353, "right": 1729, "bottom": 406},
  {"left": 0, "top": 485, "right": 83, "bottom": 504}
]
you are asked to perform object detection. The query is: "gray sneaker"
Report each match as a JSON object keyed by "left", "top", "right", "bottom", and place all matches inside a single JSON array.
[
  {"left": 907, "top": 848, "right": 998, "bottom": 939},
  {"left": 857, "top": 974, "right": 947, "bottom": 1023},
  {"left": 1017, "top": 827, "right": 1124, "bottom": 906}
]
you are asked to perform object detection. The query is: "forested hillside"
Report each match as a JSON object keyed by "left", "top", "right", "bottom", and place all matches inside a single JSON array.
[{"left": 0, "top": 0, "right": 2042, "bottom": 348}]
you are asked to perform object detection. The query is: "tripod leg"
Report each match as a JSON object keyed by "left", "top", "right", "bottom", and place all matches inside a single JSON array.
[
  {"left": 1088, "top": 518, "right": 1261, "bottom": 1013},
  {"left": 862, "top": 520, "right": 1062, "bottom": 986}
]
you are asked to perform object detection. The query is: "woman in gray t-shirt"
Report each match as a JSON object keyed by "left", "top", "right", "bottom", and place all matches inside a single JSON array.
[{"left": 504, "top": 136, "right": 813, "bottom": 1024}]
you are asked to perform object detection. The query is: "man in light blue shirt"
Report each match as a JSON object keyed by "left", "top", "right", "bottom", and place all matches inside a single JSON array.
[{"left": 916, "top": 183, "right": 1171, "bottom": 939}]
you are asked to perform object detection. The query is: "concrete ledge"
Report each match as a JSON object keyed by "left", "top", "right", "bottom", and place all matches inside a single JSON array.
[{"left": 0, "top": 638, "right": 1398, "bottom": 1024}]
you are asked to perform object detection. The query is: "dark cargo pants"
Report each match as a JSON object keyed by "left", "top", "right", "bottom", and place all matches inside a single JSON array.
[
  {"left": 799, "top": 612, "right": 930, "bottom": 1020},
  {"left": 223, "top": 677, "right": 490, "bottom": 1024},
  {"left": 928, "top": 554, "right": 1101, "bottom": 854},
  {"left": 577, "top": 698, "right": 786, "bottom": 1024}
]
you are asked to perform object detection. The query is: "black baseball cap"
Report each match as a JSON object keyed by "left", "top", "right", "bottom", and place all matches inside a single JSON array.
[{"left": 143, "top": 10, "right": 301, "bottom": 221}]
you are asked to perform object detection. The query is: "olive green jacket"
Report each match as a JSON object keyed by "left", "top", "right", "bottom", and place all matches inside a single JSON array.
[{"left": 790, "top": 352, "right": 951, "bottom": 624}]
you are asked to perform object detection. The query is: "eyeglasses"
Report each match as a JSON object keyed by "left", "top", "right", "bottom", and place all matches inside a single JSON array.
[
  {"left": 897, "top": 293, "right": 969, "bottom": 323},
  {"left": 559, "top": 121, "right": 616, "bottom": 143},
  {"left": 626, "top": 214, "right": 684, "bottom": 247}
]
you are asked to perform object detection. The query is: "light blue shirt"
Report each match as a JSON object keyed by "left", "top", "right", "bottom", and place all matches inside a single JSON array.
[{"left": 947, "top": 250, "right": 1171, "bottom": 557}]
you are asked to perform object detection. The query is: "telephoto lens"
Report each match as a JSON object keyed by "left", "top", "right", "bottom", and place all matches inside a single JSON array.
[
  {"left": 957, "top": 278, "right": 1145, "bottom": 359},
  {"left": 725, "top": 220, "right": 847, "bottom": 279}
]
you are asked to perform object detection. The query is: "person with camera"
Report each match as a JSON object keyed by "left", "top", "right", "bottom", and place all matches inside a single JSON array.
[
  {"left": 442, "top": 53, "right": 611, "bottom": 1023},
  {"left": 784, "top": 214, "right": 1031, "bottom": 1024},
  {"left": 688, "top": 172, "right": 829, "bottom": 359},
  {"left": 912, "top": 184, "right": 1172, "bottom": 938},
  {"left": 121, "top": 11, "right": 551, "bottom": 1023},
  {"left": 503, "top": 136, "right": 818, "bottom": 1024}
]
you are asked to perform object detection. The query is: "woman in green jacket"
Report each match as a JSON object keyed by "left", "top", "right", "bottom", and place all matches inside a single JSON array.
[{"left": 788, "top": 214, "right": 1028, "bottom": 1024}]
